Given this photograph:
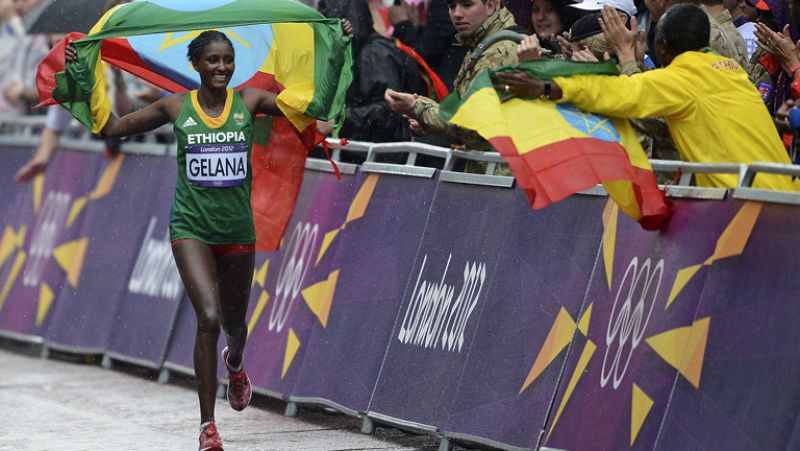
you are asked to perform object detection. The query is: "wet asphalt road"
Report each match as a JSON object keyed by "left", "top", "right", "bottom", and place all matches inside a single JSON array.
[{"left": 0, "top": 343, "right": 445, "bottom": 451}]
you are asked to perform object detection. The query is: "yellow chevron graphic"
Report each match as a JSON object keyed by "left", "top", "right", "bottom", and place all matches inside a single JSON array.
[
  {"left": 520, "top": 307, "right": 577, "bottom": 394},
  {"left": 90, "top": 154, "right": 125, "bottom": 200},
  {"left": 53, "top": 238, "right": 89, "bottom": 288},
  {"left": 36, "top": 282, "right": 54, "bottom": 327},
  {"left": 302, "top": 270, "right": 339, "bottom": 328},
  {"left": 246, "top": 290, "right": 270, "bottom": 337},
  {"left": 281, "top": 328, "right": 300, "bottom": 379},
  {"left": 631, "top": 383, "right": 654, "bottom": 446},
  {"left": 0, "top": 251, "right": 26, "bottom": 310}
]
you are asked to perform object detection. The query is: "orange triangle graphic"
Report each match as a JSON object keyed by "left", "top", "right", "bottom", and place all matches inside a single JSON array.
[
  {"left": 302, "top": 270, "right": 339, "bottom": 328},
  {"left": 252, "top": 260, "right": 269, "bottom": 288},
  {"left": 577, "top": 303, "right": 593, "bottom": 336},
  {"left": 520, "top": 307, "right": 577, "bottom": 394},
  {"left": 36, "top": 283, "right": 55, "bottom": 327},
  {"left": 646, "top": 317, "right": 710, "bottom": 388},
  {"left": 281, "top": 328, "right": 300, "bottom": 379},
  {"left": 0, "top": 251, "right": 26, "bottom": 310},
  {"left": 0, "top": 227, "right": 16, "bottom": 266},
  {"left": 316, "top": 227, "right": 341, "bottom": 266},
  {"left": 67, "top": 197, "right": 88, "bottom": 228},
  {"left": 602, "top": 201, "right": 619, "bottom": 289},
  {"left": 53, "top": 238, "right": 89, "bottom": 288},
  {"left": 33, "top": 175, "right": 43, "bottom": 214},
  {"left": 246, "top": 290, "right": 270, "bottom": 337},
  {"left": 345, "top": 174, "right": 379, "bottom": 224},
  {"left": 90, "top": 154, "right": 125, "bottom": 200},
  {"left": 631, "top": 383, "right": 654, "bottom": 446},
  {"left": 546, "top": 340, "right": 597, "bottom": 442},
  {"left": 705, "top": 201, "right": 762, "bottom": 265},
  {"left": 666, "top": 265, "right": 702, "bottom": 310}
]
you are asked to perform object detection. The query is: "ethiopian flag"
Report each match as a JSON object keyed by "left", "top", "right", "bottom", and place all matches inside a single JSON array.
[
  {"left": 441, "top": 59, "right": 672, "bottom": 230},
  {"left": 35, "top": 0, "right": 353, "bottom": 251}
]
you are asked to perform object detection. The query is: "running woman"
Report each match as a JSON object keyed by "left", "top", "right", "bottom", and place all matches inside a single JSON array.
[{"left": 68, "top": 30, "right": 276, "bottom": 451}]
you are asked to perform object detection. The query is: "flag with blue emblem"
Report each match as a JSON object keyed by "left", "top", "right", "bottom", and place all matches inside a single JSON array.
[
  {"left": 34, "top": 0, "right": 353, "bottom": 251},
  {"left": 440, "top": 59, "right": 672, "bottom": 230}
]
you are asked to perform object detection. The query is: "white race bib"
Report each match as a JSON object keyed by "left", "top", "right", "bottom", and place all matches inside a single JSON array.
[{"left": 186, "top": 143, "right": 247, "bottom": 187}]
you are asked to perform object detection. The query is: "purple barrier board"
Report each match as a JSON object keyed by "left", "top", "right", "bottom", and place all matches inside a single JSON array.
[
  {"left": 0, "top": 149, "right": 103, "bottom": 339},
  {"left": 656, "top": 200, "right": 800, "bottom": 450},
  {"left": 241, "top": 169, "right": 361, "bottom": 396},
  {"left": 43, "top": 153, "right": 170, "bottom": 353},
  {"left": 441, "top": 191, "right": 606, "bottom": 449},
  {"left": 367, "top": 180, "right": 528, "bottom": 429},
  {"left": 104, "top": 155, "right": 184, "bottom": 366},
  {"left": 289, "top": 170, "right": 439, "bottom": 412},
  {"left": 0, "top": 147, "right": 31, "bottom": 226},
  {"left": 542, "top": 197, "right": 743, "bottom": 451},
  {"left": 163, "top": 294, "right": 196, "bottom": 374}
]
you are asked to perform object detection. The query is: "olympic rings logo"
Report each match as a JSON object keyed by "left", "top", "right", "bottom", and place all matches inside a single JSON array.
[
  {"left": 268, "top": 222, "right": 318, "bottom": 332},
  {"left": 600, "top": 257, "right": 664, "bottom": 389}
]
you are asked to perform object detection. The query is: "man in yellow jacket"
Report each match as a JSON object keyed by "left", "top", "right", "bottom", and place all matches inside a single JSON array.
[{"left": 497, "top": 3, "right": 797, "bottom": 191}]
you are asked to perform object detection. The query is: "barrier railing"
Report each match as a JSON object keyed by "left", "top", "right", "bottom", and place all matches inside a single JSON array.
[{"left": 3, "top": 115, "right": 800, "bottom": 450}]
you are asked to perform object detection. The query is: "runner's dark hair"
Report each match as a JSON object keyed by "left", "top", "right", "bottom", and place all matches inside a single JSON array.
[{"left": 187, "top": 30, "right": 235, "bottom": 64}]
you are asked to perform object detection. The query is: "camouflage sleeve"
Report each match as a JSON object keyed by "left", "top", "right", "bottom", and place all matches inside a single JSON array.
[
  {"left": 618, "top": 61, "right": 642, "bottom": 75},
  {"left": 467, "top": 40, "right": 519, "bottom": 88},
  {"left": 411, "top": 98, "right": 490, "bottom": 150},
  {"left": 409, "top": 40, "right": 518, "bottom": 150},
  {"left": 709, "top": 22, "right": 750, "bottom": 70}
]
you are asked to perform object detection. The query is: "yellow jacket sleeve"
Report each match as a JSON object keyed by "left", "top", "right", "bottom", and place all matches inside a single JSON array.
[{"left": 553, "top": 67, "right": 695, "bottom": 120}]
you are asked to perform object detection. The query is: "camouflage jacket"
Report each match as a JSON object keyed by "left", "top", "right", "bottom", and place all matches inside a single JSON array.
[
  {"left": 411, "top": 8, "right": 519, "bottom": 151},
  {"left": 709, "top": 10, "right": 749, "bottom": 71},
  {"left": 619, "top": 61, "right": 681, "bottom": 181}
]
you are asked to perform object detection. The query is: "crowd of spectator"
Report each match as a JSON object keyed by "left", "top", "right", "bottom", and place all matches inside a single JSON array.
[{"left": 4, "top": 0, "right": 800, "bottom": 190}]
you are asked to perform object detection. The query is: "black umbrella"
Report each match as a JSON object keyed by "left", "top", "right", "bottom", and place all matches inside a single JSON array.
[{"left": 23, "top": 0, "right": 120, "bottom": 34}]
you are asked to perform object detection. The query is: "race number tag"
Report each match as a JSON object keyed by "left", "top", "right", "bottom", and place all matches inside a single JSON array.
[{"left": 186, "top": 143, "right": 247, "bottom": 187}]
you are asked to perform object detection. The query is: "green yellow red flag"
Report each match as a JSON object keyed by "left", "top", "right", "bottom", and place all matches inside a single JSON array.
[
  {"left": 440, "top": 59, "right": 672, "bottom": 230},
  {"left": 34, "top": 0, "right": 353, "bottom": 251}
]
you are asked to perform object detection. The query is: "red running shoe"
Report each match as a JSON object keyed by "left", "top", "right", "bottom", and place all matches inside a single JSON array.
[
  {"left": 222, "top": 346, "right": 252, "bottom": 411},
  {"left": 199, "top": 419, "right": 223, "bottom": 451}
]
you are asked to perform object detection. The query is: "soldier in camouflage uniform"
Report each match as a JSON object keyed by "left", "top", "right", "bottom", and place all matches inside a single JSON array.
[
  {"left": 386, "top": 0, "right": 519, "bottom": 175},
  {"left": 704, "top": 0, "right": 750, "bottom": 69}
]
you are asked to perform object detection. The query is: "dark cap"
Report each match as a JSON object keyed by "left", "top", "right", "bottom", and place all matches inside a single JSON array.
[{"left": 569, "top": 13, "right": 603, "bottom": 42}]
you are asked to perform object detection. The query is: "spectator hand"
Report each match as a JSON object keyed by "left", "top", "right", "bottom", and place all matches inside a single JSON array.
[
  {"left": 572, "top": 48, "right": 600, "bottom": 63},
  {"left": 556, "top": 32, "right": 574, "bottom": 60},
  {"left": 14, "top": 156, "right": 49, "bottom": 184},
  {"left": 341, "top": 18, "right": 353, "bottom": 37},
  {"left": 388, "top": 1, "right": 417, "bottom": 26},
  {"left": 384, "top": 88, "right": 418, "bottom": 116},
  {"left": 775, "top": 99, "right": 795, "bottom": 134},
  {"left": 755, "top": 23, "right": 800, "bottom": 75},
  {"left": 495, "top": 71, "right": 544, "bottom": 100},
  {"left": 65, "top": 43, "right": 78, "bottom": 62},
  {"left": 599, "top": 4, "right": 637, "bottom": 64},
  {"left": 316, "top": 119, "right": 337, "bottom": 136},
  {"left": 405, "top": 115, "right": 424, "bottom": 135},
  {"left": 517, "top": 35, "right": 542, "bottom": 62},
  {"left": 3, "top": 81, "right": 24, "bottom": 107}
]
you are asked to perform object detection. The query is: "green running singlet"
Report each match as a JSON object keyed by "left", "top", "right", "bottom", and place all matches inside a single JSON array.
[{"left": 170, "top": 89, "right": 255, "bottom": 245}]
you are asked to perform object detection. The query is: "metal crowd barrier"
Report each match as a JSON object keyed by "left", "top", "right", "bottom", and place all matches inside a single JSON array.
[{"left": 5, "top": 114, "right": 800, "bottom": 451}]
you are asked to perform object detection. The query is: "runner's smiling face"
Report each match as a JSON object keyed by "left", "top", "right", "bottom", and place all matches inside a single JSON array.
[{"left": 193, "top": 41, "right": 235, "bottom": 91}]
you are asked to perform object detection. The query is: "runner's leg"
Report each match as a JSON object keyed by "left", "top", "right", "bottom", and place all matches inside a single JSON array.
[
  {"left": 172, "top": 239, "right": 220, "bottom": 424},
  {"left": 216, "top": 251, "right": 255, "bottom": 369}
]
